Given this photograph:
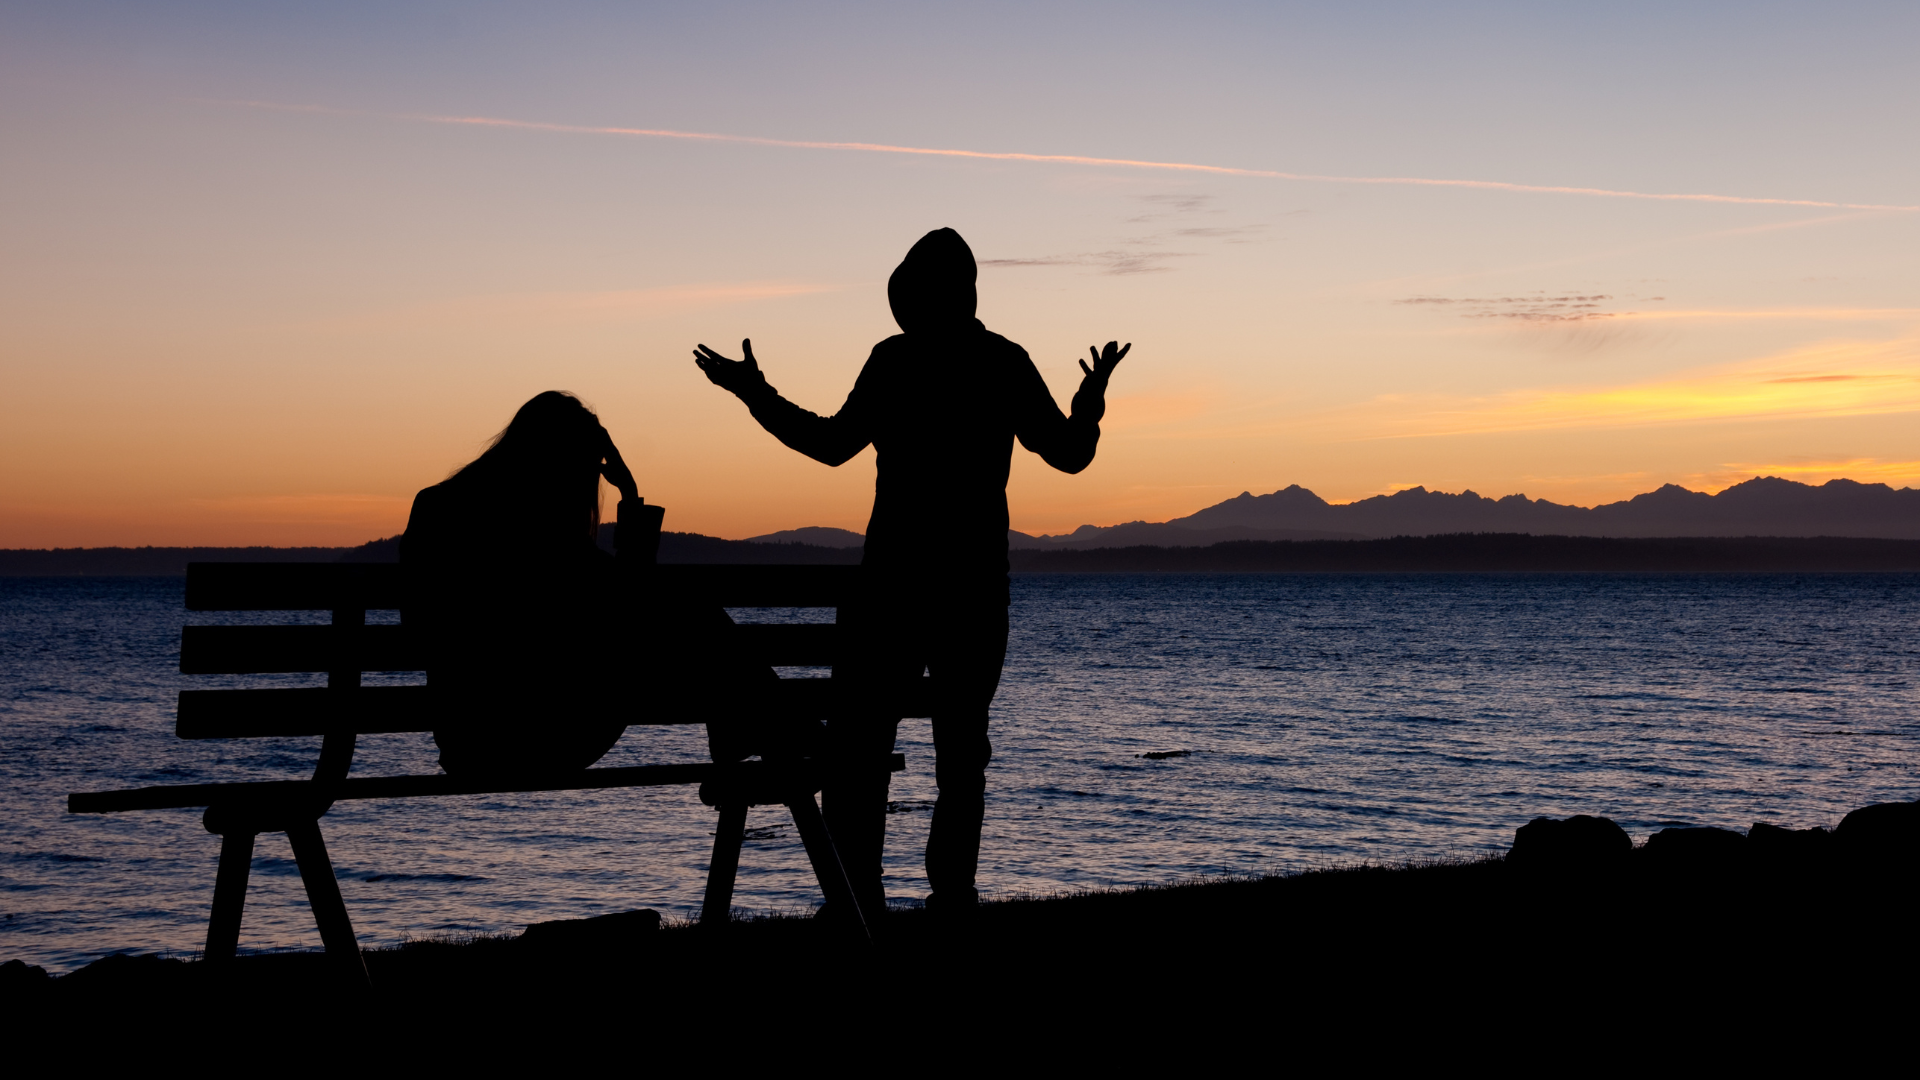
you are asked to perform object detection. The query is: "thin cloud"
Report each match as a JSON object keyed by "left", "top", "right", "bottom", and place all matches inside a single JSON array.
[
  {"left": 981, "top": 250, "right": 1197, "bottom": 275},
  {"left": 1174, "top": 225, "right": 1267, "bottom": 239},
  {"left": 1701, "top": 457, "right": 1920, "bottom": 489},
  {"left": 1400, "top": 293, "right": 1621, "bottom": 323},
  {"left": 216, "top": 100, "right": 1920, "bottom": 213},
  {"left": 1609, "top": 307, "right": 1920, "bottom": 323},
  {"left": 1138, "top": 194, "right": 1216, "bottom": 212},
  {"left": 1358, "top": 333, "right": 1920, "bottom": 438},
  {"left": 1399, "top": 297, "right": 1920, "bottom": 327}
]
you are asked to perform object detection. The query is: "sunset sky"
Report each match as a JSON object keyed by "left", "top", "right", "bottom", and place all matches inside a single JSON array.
[{"left": 3, "top": 1, "right": 1917, "bottom": 547}]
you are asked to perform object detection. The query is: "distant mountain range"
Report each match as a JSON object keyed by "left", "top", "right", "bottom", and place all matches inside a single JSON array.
[
  {"left": 733, "top": 476, "right": 1920, "bottom": 553},
  {"left": 0, "top": 532, "right": 860, "bottom": 575},
  {"left": 1012, "top": 477, "right": 1920, "bottom": 545},
  {"left": 8, "top": 477, "right": 1918, "bottom": 575},
  {"left": 742, "top": 526, "right": 867, "bottom": 549},
  {"left": 1008, "top": 535, "right": 1920, "bottom": 573}
]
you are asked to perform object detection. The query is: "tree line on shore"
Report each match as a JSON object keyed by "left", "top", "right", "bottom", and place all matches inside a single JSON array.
[{"left": 8, "top": 531, "right": 1920, "bottom": 575}]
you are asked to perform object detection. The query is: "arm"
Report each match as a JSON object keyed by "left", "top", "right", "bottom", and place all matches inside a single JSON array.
[
  {"left": 1016, "top": 341, "right": 1130, "bottom": 474},
  {"left": 599, "top": 432, "right": 664, "bottom": 564},
  {"left": 693, "top": 339, "right": 873, "bottom": 466}
]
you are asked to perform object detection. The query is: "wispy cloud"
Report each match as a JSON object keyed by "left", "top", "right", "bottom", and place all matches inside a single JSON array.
[
  {"left": 1398, "top": 293, "right": 1629, "bottom": 323},
  {"left": 1398, "top": 296, "right": 1920, "bottom": 328},
  {"left": 1697, "top": 457, "right": 1920, "bottom": 489},
  {"left": 1607, "top": 307, "right": 1920, "bottom": 323},
  {"left": 1362, "top": 332, "right": 1920, "bottom": 437},
  {"left": 217, "top": 100, "right": 1920, "bottom": 213},
  {"left": 980, "top": 250, "right": 1197, "bottom": 275}
]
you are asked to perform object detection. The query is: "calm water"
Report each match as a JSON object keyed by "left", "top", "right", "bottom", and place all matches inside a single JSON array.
[{"left": 4, "top": 573, "right": 1917, "bottom": 972}]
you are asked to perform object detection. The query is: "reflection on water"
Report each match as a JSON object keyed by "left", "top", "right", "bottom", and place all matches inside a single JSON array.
[{"left": 3, "top": 573, "right": 1916, "bottom": 971}]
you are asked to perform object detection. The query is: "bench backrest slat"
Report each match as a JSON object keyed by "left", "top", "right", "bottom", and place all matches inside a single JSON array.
[
  {"left": 176, "top": 674, "right": 913, "bottom": 739},
  {"left": 187, "top": 562, "right": 405, "bottom": 611},
  {"left": 181, "top": 624, "right": 422, "bottom": 674},
  {"left": 655, "top": 564, "right": 857, "bottom": 607},
  {"left": 183, "top": 563, "right": 863, "bottom": 611},
  {"left": 180, "top": 622, "right": 837, "bottom": 674}
]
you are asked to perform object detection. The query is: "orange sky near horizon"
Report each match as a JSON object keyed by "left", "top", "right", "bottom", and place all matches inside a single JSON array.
[{"left": 4, "top": 4, "right": 1917, "bottom": 548}]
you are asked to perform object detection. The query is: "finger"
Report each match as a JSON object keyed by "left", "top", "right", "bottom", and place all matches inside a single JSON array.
[
  {"left": 1114, "top": 342, "right": 1132, "bottom": 362},
  {"left": 1089, "top": 346, "right": 1101, "bottom": 366},
  {"left": 1079, "top": 358, "right": 1094, "bottom": 377},
  {"left": 741, "top": 338, "right": 756, "bottom": 364}
]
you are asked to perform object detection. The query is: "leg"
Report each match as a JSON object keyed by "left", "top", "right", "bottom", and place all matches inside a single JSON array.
[
  {"left": 205, "top": 830, "right": 256, "bottom": 962},
  {"left": 785, "top": 793, "right": 871, "bottom": 942},
  {"left": 827, "top": 584, "right": 919, "bottom": 919},
  {"left": 701, "top": 803, "right": 749, "bottom": 931},
  {"left": 925, "top": 595, "right": 1009, "bottom": 906},
  {"left": 821, "top": 714, "right": 900, "bottom": 920},
  {"left": 926, "top": 717, "right": 990, "bottom": 903},
  {"left": 285, "top": 819, "right": 370, "bottom": 987}
]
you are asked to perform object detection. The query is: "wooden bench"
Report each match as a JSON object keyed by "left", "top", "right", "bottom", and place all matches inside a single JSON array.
[{"left": 68, "top": 560, "right": 922, "bottom": 983}]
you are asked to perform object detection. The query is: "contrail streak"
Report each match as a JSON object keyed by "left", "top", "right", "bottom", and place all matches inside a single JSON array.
[{"left": 224, "top": 101, "right": 1920, "bottom": 213}]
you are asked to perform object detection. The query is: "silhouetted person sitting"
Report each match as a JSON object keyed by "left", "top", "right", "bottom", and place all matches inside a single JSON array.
[
  {"left": 402, "top": 391, "right": 648, "bottom": 776},
  {"left": 694, "top": 227, "right": 1128, "bottom": 917}
]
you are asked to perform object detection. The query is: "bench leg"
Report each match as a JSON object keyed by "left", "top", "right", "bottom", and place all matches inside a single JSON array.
[
  {"left": 784, "top": 794, "right": 872, "bottom": 943},
  {"left": 285, "top": 819, "right": 370, "bottom": 987},
  {"left": 205, "top": 831, "right": 256, "bottom": 963},
  {"left": 700, "top": 803, "right": 749, "bottom": 932}
]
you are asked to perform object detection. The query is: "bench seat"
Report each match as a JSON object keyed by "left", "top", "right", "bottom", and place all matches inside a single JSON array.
[{"left": 71, "top": 753, "right": 906, "bottom": 814}]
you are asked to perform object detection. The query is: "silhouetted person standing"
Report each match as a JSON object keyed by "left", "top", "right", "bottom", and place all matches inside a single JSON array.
[{"left": 694, "top": 227, "right": 1128, "bottom": 917}]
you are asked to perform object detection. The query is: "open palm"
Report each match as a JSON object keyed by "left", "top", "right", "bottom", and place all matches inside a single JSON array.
[
  {"left": 1079, "top": 341, "right": 1131, "bottom": 385},
  {"left": 693, "top": 339, "right": 767, "bottom": 396}
]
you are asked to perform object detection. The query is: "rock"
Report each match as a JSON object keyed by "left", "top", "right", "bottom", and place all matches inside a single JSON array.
[
  {"left": 517, "top": 909, "right": 661, "bottom": 954},
  {"left": 58, "top": 952, "right": 189, "bottom": 989},
  {"left": 1748, "top": 822, "right": 1831, "bottom": 862},
  {"left": 1835, "top": 801, "right": 1920, "bottom": 862},
  {"left": 1643, "top": 826, "right": 1747, "bottom": 868},
  {"left": 1, "top": 958, "right": 51, "bottom": 996},
  {"left": 1508, "top": 815, "right": 1632, "bottom": 869}
]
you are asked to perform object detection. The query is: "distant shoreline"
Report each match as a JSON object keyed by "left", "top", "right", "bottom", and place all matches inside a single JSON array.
[
  {"left": 1007, "top": 534, "right": 1920, "bottom": 573},
  {"left": 6, "top": 532, "right": 1920, "bottom": 575}
]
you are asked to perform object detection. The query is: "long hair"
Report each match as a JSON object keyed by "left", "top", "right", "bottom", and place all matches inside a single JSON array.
[{"left": 447, "top": 391, "right": 604, "bottom": 539}]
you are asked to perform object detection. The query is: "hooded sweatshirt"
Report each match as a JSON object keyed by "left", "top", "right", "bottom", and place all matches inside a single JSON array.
[{"left": 736, "top": 228, "right": 1103, "bottom": 579}]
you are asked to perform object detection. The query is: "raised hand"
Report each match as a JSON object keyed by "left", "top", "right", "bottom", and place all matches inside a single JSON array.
[
  {"left": 598, "top": 426, "right": 640, "bottom": 502},
  {"left": 1070, "top": 340, "right": 1129, "bottom": 423},
  {"left": 693, "top": 338, "right": 770, "bottom": 398},
  {"left": 1078, "top": 341, "right": 1131, "bottom": 387}
]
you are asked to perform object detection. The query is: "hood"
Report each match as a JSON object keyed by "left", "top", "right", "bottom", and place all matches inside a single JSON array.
[{"left": 887, "top": 227, "right": 978, "bottom": 334}]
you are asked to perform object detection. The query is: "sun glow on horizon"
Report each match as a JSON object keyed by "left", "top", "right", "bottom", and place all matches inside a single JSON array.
[{"left": 3, "top": 6, "right": 1916, "bottom": 546}]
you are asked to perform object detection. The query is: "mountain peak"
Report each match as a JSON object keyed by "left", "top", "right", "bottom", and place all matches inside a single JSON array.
[{"left": 1135, "top": 475, "right": 1920, "bottom": 540}]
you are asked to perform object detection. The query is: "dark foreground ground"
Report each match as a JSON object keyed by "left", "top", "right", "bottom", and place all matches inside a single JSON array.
[{"left": 7, "top": 826, "right": 1917, "bottom": 1060}]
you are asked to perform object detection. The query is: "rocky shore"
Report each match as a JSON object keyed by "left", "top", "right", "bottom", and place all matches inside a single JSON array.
[{"left": 8, "top": 800, "right": 1917, "bottom": 1048}]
